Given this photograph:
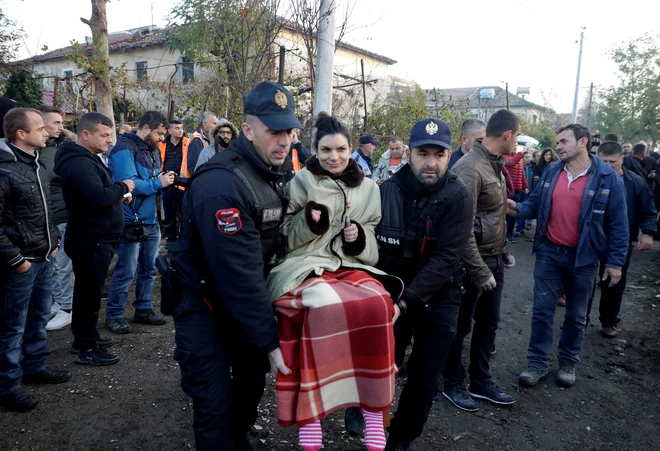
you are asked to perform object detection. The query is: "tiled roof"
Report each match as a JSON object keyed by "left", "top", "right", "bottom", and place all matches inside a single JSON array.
[
  {"left": 41, "top": 91, "right": 76, "bottom": 114},
  {"left": 31, "top": 28, "right": 166, "bottom": 63}
]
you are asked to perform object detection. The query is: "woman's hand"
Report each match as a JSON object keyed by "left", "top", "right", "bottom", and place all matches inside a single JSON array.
[
  {"left": 343, "top": 224, "right": 358, "bottom": 243},
  {"left": 310, "top": 209, "right": 322, "bottom": 223}
]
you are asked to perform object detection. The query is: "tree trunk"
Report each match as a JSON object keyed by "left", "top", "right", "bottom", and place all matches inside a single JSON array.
[{"left": 81, "top": 0, "right": 116, "bottom": 142}]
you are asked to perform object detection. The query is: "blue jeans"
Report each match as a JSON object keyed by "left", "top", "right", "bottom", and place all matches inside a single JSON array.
[
  {"left": 106, "top": 224, "right": 161, "bottom": 320},
  {"left": 528, "top": 239, "right": 598, "bottom": 369},
  {"left": 0, "top": 261, "right": 53, "bottom": 395},
  {"left": 51, "top": 223, "right": 74, "bottom": 312}
]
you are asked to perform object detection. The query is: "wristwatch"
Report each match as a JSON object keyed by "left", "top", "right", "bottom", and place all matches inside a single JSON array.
[{"left": 395, "top": 299, "right": 407, "bottom": 314}]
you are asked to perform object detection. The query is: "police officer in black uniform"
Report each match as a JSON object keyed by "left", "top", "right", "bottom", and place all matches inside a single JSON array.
[
  {"left": 168, "top": 81, "right": 300, "bottom": 451},
  {"left": 376, "top": 119, "right": 474, "bottom": 450}
]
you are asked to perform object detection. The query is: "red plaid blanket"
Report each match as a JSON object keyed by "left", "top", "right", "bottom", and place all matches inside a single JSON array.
[{"left": 273, "top": 269, "right": 396, "bottom": 427}]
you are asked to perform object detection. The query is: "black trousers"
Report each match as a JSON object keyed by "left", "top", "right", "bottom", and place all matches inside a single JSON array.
[
  {"left": 587, "top": 244, "right": 633, "bottom": 328},
  {"left": 173, "top": 290, "right": 269, "bottom": 451},
  {"left": 388, "top": 286, "right": 461, "bottom": 443},
  {"left": 66, "top": 236, "right": 117, "bottom": 349},
  {"left": 162, "top": 186, "right": 184, "bottom": 241},
  {"left": 443, "top": 255, "right": 504, "bottom": 387}
]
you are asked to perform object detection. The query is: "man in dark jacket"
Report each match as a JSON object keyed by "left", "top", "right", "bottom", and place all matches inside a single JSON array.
[
  {"left": 625, "top": 142, "right": 655, "bottom": 191},
  {"left": 511, "top": 124, "right": 628, "bottom": 389},
  {"left": 376, "top": 118, "right": 474, "bottom": 450},
  {"left": 55, "top": 112, "right": 135, "bottom": 366},
  {"left": 168, "top": 81, "right": 298, "bottom": 451},
  {"left": 0, "top": 107, "right": 69, "bottom": 412},
  {"left": 448, "top": 118, "right": 486, "bottom": 169},
  {"left": 38, "top": 105, "right": 74, "bottom": 331},
  {"left": 588, "top": 143, "right": 656, "bottom": 338}
]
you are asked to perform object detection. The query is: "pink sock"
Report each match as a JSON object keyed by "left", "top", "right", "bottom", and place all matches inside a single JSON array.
[
  {"left": 299, "top": 420, "right": 322, "bottom": 451},
  {"left": 361, "top": 408, "right": 386, "bottom": 451}
]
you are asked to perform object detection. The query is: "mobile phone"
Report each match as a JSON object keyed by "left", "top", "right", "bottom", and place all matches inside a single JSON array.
[
  {"left": 123, "top": 192, "right": 132, "bottom": 198},
  {"left": 344, "top": 215, "right": 351, "bottom": 229}
]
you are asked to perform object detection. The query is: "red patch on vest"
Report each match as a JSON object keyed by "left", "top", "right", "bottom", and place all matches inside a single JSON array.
[{"left": 216, "top": 208, "right": 242, "bottom": 235}]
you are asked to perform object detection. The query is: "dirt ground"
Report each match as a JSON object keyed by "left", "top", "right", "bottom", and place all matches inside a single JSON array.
[{"left": 2, "top": 234, "right": 660, "bottom": 451}]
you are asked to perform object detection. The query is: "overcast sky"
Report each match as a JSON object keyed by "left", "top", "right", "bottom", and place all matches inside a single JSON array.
[{"left": 6, "top": 0, "right": 660, "bottom": 113}]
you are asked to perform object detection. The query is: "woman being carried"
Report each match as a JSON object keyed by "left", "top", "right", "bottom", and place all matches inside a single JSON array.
[{"left": 267, "top": 113, "right": 401, "bottom": 451}]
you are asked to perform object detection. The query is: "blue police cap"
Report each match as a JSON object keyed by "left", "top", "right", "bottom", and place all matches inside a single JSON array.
[
  {"left": 359, "top": 134, "right": 380, "bottom": 146},
  {"left": 243, "top": 81, "right": 302, "bottom": 131},
  {"left": 409, "top": 118, "right": 451, "bottom": 150}
]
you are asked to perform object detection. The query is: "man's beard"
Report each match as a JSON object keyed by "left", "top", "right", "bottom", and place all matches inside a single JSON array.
[
  {"left": 218, "top": 137, "right": 231, "bottom": 148},
  {"left": 412, "top": 165, "right": 442, "bottom": 185}
]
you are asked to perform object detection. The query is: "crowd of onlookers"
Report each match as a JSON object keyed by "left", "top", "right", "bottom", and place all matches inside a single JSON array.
[{"left": 0, "top": 88, "right": 657, "bottom": 451}]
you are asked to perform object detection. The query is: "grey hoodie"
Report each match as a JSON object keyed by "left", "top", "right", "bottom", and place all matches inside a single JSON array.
[{"left": 194, "top": 118, "right": 239, "bottom": 172}]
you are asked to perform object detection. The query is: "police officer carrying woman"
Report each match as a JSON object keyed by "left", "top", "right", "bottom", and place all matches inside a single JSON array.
[
  {"left": 168, "top": 81, "right": 298, "bottom": 451},
  {"left": 376, "top": 119, "right": 474, "bottom": 450}
]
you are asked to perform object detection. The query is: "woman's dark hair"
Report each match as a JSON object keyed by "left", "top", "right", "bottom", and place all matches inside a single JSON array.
[
  {"left": 313, "top": 112, "right": 352, "bottom": 151},
  {"left": 538, "top": 147, "right": 558, "bottom": 173}
]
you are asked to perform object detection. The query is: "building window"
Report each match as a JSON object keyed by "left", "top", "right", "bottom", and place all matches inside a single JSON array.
[
  {"left": 180, "top": 57, "right": 194, "bottom": 84},
  {"left": 63, "top": 70, "right": 73, "bottom": 79},
  {"left": 136, "top": 61, "right": 148, "bottom": 81},
  {"left": 533, "top": 114, "right": 538, "bottom": 124}
]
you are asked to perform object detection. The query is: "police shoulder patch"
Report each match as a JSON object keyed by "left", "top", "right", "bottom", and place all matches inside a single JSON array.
[{"left": 216, "top": 208, "right": 242, "bottom": 235}]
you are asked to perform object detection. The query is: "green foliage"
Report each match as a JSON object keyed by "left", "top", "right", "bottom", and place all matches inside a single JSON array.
[
  {"left": 519, "top": 117, "right": 556, "bottom": 150},
  {"left": 368, "top": 85, "right": 467, "bottom": 160},
  {"left": 166, "top": 0, "right": 282, "bottom": 120},
  {"left": 595, "top": 33, "right": 660, "bottom": 142},
  {"left": 0, "top": 6, "right": 23, "bottom": 75},
  {"left": 4, "top": 69, "right": 43, "bottom": 108}
]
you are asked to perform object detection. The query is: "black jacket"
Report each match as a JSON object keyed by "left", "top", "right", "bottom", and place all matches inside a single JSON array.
[
  {"left": 622, "top": 168, "right": 657, "bottom": 242},
  {"left": 169, "top": 133, "right": 292, "bottom": 353},
  {"left": 0, "top": 139, "right": 60, "bottom": 269},
  {"left": 39, "top": 135, "right": 69, "bottom": 225},
  {"left": 54, "top": 141, "right": 129, "bottom": 241},
  {"left": 376, "top": 165, "right": 474, "bottom": 308}
]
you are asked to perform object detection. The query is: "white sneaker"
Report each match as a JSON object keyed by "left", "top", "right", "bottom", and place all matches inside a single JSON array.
[{"left": 46, "top": 310, "right": 72, "bottom": 331}]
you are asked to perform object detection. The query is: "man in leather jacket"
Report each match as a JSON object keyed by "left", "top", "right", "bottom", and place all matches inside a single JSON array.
[{"left": 441, "top": 110, "right": 519, "bottom": 412}]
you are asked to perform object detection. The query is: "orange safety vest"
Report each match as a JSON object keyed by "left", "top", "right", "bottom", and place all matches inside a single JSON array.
[
  {"left": 159, "top": 137, "right": 190, "bottom": 191},
  {"left": 291, "top": 148, "right": 301, "bottom": 173}
]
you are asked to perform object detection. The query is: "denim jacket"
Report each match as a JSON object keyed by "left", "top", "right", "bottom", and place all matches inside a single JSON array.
[{"left": 516, "top": 154, "right": 629, "bottom": 269}]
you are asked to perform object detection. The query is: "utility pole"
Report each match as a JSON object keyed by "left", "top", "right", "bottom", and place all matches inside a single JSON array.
[
  {"left": 312, "top": 0, "right": 335, "bottom": 118},
  {"left": 361, "top": 59, "right": 368, "bottom": 131},
  {"left": 571, "top": 27, "right": 586, "bottom": 123},
  {"left": 505, "top": 82, "right": 510, "bottom": 110},
  {"left": 586, "top": 82, "right": 594, "bottom": 129},
  {"left": 278, "top": 46, "right": 285, "bottom": 85}
]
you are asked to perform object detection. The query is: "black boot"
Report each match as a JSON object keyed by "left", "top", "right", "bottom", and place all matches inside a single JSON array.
[
  {"left": 0, "top": 388, "right": 39, "bottom": 412},
  {"left": 345, "top": 407, "right": 365, "bottom": 437}
]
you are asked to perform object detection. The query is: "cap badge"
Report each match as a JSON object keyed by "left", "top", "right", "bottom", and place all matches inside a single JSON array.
[
  {"left": 425, "top": 121, "right": 438, "bottom": 135},
  {"left": 274, "top": 90, "right": 288, "bottom": 109}
]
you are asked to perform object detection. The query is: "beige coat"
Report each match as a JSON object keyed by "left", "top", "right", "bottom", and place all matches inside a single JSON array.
[{"left": 267, "top": 166, "right": 386, "bottom": 300}]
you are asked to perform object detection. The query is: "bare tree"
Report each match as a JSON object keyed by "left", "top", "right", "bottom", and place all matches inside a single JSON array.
[{"left": 81, "top": 0, "right": 115, "bottom": 140}]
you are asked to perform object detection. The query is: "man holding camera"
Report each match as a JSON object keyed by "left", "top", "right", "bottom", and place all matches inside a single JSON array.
[{"left": 106, "top": 111, "right": 174, "bottom": 334}]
